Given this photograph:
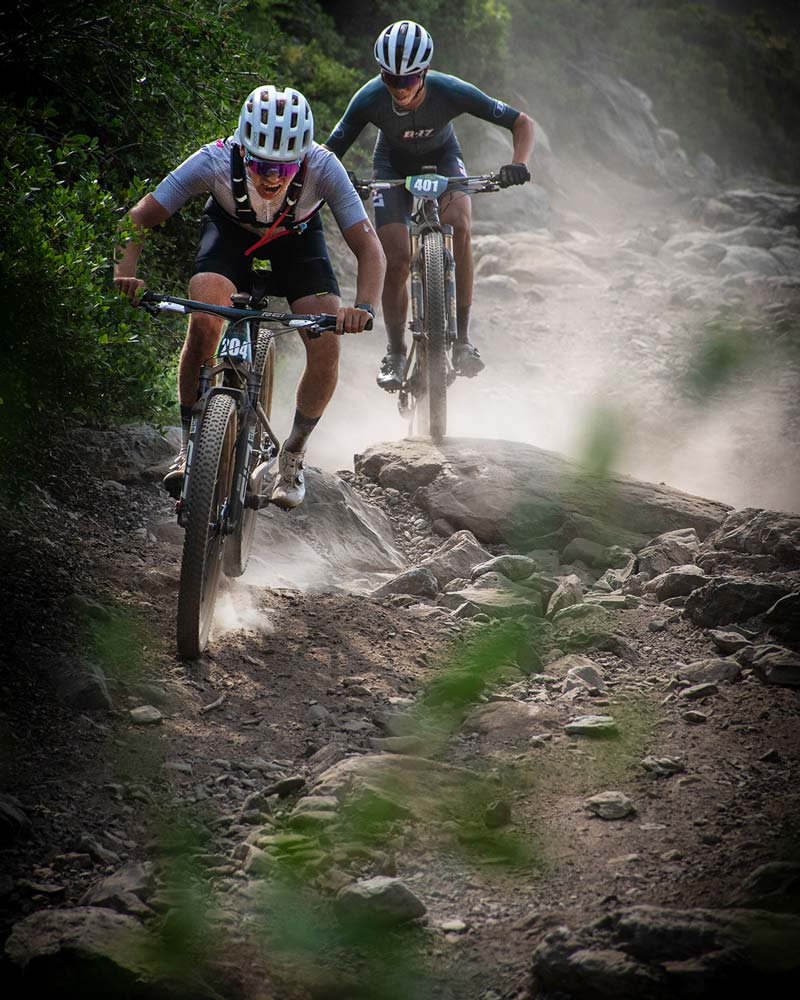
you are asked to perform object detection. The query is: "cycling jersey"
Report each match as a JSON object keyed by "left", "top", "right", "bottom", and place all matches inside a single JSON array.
[
  {"left": 325, "top": 70, "right": 521, "bottom": 162},
  {"left": 152, "top": 138, "right": 367, "bottom": 236}
]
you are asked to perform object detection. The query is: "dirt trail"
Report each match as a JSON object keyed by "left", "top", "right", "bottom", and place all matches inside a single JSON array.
[{"left": 2, "top": 437, "right": 799, "bottom": 999}]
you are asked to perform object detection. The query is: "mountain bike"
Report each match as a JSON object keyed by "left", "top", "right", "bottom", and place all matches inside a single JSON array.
[
  {"left": 354, "top": 170, "right": 500, "bottom": 443},
  {"left": 139, "top": 289, "right": 368, "bottom": 659}
]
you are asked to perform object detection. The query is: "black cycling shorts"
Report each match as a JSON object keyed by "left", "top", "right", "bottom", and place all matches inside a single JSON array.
[
  {"left": 192, "top": 202, "right": 340, "bottom": 303},
  {"left": 372, "top": 135, "right": 468, "bottom": 229}
]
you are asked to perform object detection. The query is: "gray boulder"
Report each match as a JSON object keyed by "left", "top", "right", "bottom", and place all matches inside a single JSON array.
[
  {"left": 547, "top": 575, "right": 584, "bottom": 618},
  {"left": 335, "top": 877, "right": 426, "bottom": 926},
  {"left": 373, "top": 566, "right": 438, "bottom": 600},
  {"left": 644, "top": 564, "right": 706, "bottom": 601},
  {"left": 67, "top": 423, "right": 181, "bottom": 483},
  {"left": 702, "top": 509, "right": 800, "bottom": 567},
  {"left": 531, "top": 904, "right": 800, "bottom": 998},
  {"left": 471, "top": 554, "right": 539, "bottom": 582},
  {"left": 416, "top": 529, "right": 492, "bottom": 588},
  {"left": 745, "top": 644, "right": 800, "bottom": 687},
  {"left": 355, "top": 440, "right": 729, "bottom": 549},
  {"left": 635, "top": 529, "right": 700, "bottom": 580},
  {"left": 729, "top": 862, "right": 800, "bottom": 914},
  {"left": 561, "top": 537, "right": 632, "bottom": 569},
  {"left": 676, "top": 658, "right": 741, "bottom": 685},
  {"left": 763, "top": 592, "right": 800, "bottom": 641},
  {"left": 249, "top": 468, "right": 406, "bottom": 592},
  {"left": 685, "top": 578, "right": 791, "bottom": 627},
  {"left": 3, "top": 907, "right": 198, "bottom": 996}
]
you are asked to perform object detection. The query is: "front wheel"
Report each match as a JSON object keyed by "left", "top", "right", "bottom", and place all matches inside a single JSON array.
[
  {"left": 223, "top": 332, "right": 275, "bottom": 578},
  {"left": 421, "top": 230, "right": 448, "bottom": 443},
  {"left": 177, "top": 393, "right": 237, "bottom": 658}
]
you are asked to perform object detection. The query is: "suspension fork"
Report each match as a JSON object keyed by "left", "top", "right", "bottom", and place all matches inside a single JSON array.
[
  {"left": 442, "top": 223, "right": 457, "bottom": 347},
  {"left": 409, "top": 229, "right": 424, "bottom": 339}
]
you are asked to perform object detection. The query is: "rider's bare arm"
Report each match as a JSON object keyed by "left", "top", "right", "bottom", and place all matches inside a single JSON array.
[
  {"left": 339, "top": 218, "right": 387, "bottom": 333},
  {"left": 114, "top": 194, "right": 171, "bottom": 299},
  {"left": 511, "top": 112, "right": 535, "bottom": 166}
]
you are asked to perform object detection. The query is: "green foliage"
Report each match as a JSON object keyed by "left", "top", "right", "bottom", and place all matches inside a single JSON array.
[{"left": 1, "top": 1, "right": 276, "bottom": 481}]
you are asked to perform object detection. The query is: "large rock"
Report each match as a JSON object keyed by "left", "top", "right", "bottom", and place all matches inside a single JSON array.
[
  {"left": 684, "top": 578, "right": 791, "bottom": 627},
  {"left": 635, "top": 529, "right": 700, "bottom": 580},
  {"left": 355, "top": 440, "right": 728, "bottom": 549},
  {"left": 310, "top": 754, "right": 483, "bottom": 824},
  {"left": 462, "top": 700, "right": 559, "bottom": 738},
  {"left": 745, "top": 644, "right": 800, "bottom": 687},
  {"left": 729, "top": 862, "right": 800, "bottom": 914},
  {"left": 643, "top": 564, "right": 706, "bottom": 601},
  {"left": 416, "top": 530, "right": 492, "bottom": 587},
  {"left": 568, "top": 67, "right": 665, "bottom": 183},
  {"left": 530, "top": 904, "right": 800, "bottom": 998},
  {"left": 438, "top": 584, "right": 545, "bottom": 619},
  {"left": 67, "top": 423, "right": 181, "bottom": 483},
  {"left": 335, "top": 877, "right": 426, "bottom": 926},
  {"left": 763, "top": 592, "right": 800, "bottom": 641},
  {"left": 702, "top": 509, "right": 800, "bottom": 568},
  {"left": 246, "top": 468, "right": 406, "bottom": 592},
  {"left": 372, "top": 566, "right": 438, "bottom": 599},
  {"left": 3, "top": 906, "right": 203, "bottom": 996}
]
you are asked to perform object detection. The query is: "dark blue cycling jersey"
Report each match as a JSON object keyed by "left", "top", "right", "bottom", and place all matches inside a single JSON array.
[{"left": 325, "top": 70, "right": 521, "bottom": 163}]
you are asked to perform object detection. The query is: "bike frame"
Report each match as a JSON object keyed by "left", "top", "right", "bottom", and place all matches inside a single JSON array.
[
  {"left": 139, "top": 292, "right": 340, "bottom": 529},
  {"left": 356, "top": 172, "right": 499, "bottom": 425}
]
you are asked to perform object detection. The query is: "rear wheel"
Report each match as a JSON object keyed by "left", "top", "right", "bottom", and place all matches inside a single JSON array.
[
  {"left": 177, "top": 393, "right": 237, "bottom": 658},
  {"left": 421, "top": 231, "right": 448, "bottom": 442},
  {"left": 223, "top": 331, "right": 276, "bottom": 577}
]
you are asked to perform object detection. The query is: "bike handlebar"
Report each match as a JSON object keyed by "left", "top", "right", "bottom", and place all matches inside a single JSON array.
[
  {"left": 353, "top": 173, "right": 502, "bottom": 198},
  {"left": 138, "top": 292, "right": 372, "bottom": 333}
]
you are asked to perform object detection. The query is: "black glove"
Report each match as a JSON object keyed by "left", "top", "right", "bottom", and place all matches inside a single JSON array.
[
  {"left": 347, "top": 169, "right": 370, "bottom": 200},
  {"left": 498, "top": 162, "right": 530, "bottom": 188}
]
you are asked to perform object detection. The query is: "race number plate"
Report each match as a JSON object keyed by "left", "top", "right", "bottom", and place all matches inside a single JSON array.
[
  {"left": 406, "top": 173, "right": 448, "bottom": 198},
  {"left": 217, "top": 326, "right": 252, "bottom": 362}
]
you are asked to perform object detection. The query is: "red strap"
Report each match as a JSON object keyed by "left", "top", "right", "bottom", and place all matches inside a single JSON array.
[{"left": 244, "top": 204, "right": 292, "bottom": 256}]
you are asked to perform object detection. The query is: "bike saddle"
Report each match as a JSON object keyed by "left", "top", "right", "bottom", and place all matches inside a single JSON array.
[{"left": 249, "top": 271, "right": 280, "bottom": 309}]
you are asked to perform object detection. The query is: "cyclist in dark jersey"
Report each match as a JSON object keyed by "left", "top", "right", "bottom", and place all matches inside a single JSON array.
[{"left": 326, "top": 19, "right": 534, "bottom": 390}]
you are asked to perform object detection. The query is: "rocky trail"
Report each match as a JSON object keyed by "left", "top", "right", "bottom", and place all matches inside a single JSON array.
[{"left": 3, "top": 68, "right": 800, "bottom": 1000}]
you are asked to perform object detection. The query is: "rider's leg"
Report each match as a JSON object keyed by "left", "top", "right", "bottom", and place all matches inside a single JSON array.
[
  {"left": 284, "top": 292, "right": 342, "bottom": 452},
  {"left": 163, "top": 270, "right": 236, "bottom": 496},
  {"left": 270, "top": 292, "right": 341, "bottom": 509},
  {"left": 440, "top": 192, "right": 484, "bottom": 376},
  {"left": 377, "top": 223, "right": 411, "bottom": 355},
  {"left": 440, "top": 192, "right": 473, "bottom": 344}
]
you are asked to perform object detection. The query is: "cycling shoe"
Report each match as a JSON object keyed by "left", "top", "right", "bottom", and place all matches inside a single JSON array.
[
  {"left": 162, "top": 447, "right": 187, "bottom": 498},
  {"left": 376, "top": 351, "right": 407, "bottom": 392},
  {"left": 452, "top": 341, "right": 485, "bottom": 377}
]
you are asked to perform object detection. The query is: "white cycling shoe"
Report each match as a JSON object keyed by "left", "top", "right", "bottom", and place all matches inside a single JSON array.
[{"left": 271, "top": 448, "right": 306, "bottom": 510}]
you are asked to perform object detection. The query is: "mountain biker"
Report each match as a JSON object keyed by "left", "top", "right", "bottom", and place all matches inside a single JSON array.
[
  {"left": 325, "top": 19, "right": 534, "bottom": 391},
  {"left": 114, "top": 85, "right": 385, "bottom": 509}
]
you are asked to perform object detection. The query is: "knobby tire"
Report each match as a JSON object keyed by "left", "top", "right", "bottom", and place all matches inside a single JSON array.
[
  {"left": 223, "top": 332, "right": 276, "bottom": 578},
  {"left": 177, "top": 393, "right": 237, "bottom": 658},
  {"left": 422, "top": 231, "right": 448, "bottom": 442}
]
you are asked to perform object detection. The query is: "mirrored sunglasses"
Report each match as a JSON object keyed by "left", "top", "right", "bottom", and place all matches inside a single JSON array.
[
  {"left": 380, "top": 69, "right": 423, "bottom": 89},
  {"left": 244, "top": 154, "right": 301, "bottom": 178}
]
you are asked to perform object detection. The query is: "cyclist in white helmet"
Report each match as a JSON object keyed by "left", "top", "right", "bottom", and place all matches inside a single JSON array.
[
  {"left": 115, "top": 85, "right": 385, "bottom": 509},
  {"left": 327, "top": 20, "right": 534, "bottom": 390}
]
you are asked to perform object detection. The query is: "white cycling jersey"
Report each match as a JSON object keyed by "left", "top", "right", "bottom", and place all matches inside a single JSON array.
[{"left": 153, "top": 137, "right": 367, "bottom": 235}]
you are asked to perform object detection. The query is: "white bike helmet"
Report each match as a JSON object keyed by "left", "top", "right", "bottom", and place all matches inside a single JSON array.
[
  {"left": 374, "top": 20, "right": 433, "bottom": 75},
  {"left": 238, "top": 85, "right": 314, "bottom": 161}
]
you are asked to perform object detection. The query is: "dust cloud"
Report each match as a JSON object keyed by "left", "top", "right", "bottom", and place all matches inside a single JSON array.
[{"left": 300, "top": 147, "right": 799, "bottom": 514}]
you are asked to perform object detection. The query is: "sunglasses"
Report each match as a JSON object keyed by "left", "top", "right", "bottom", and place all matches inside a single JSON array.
[
  {"left": 380, "top": 69, "right": 423, "bottom": 89},
  {"left": 244, "top": 154, "right": 301, "bottom": 178}
]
